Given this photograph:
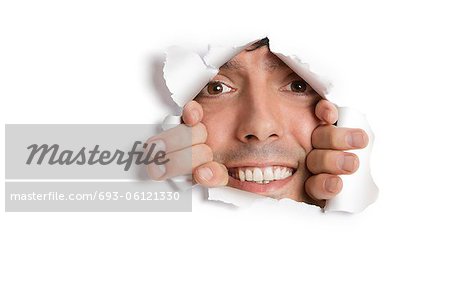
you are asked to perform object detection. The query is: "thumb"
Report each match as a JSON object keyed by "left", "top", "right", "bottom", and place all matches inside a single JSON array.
[
  {"left": 315, "top": 99, "right": 338, "bottom": 125},
  {"left": 182, "top": 101, "right": 204, "bottom": 127},
  {"left": 193, "top": 161, "right": 229, "bottom": 187}
]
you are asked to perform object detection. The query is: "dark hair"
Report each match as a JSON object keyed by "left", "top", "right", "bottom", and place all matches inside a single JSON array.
[{"left": 246, "top": 37, "right": 270, "bottom": 51}]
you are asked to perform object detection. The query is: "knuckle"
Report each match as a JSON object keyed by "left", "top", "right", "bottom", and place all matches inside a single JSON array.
[
  {"left": 327, "top": 129, "right": 339, "bottom": 148},
  {"left": 304, "top": 177, "right": 315, "bottom": 195},
  {"left": 194, "top": 123, "right": 208, "bottom": 140},
  {"left": 191, "top": 123, "right": 208, "bottom": 143},
  {"left": 195, "top": 144, "right": 213, "bottom": 161},
  {"left": 312, "top": 125, "right": 326, "bottom": 143},
  {"left": 194, "top": 122, "right": 208, "bottom": 141},
  {"left": 305, "top": 175, "right": 323, "bottom": 199},
  {"left": 306, "top": 151, "right": 316, "bottom": 168},
  {"left": 324, "top": 151, "right": 337, "bottom": 170},
  {"left": 307, "top": 151, "right": 322, "bottom": 172}
]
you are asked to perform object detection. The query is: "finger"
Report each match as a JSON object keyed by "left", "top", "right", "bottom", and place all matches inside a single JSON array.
[
  {"left": 193, "top": 161, "right": 229, "bottom": 187},
  {"left": 182, "top": 101, "right": 204, "bottom": 126},
  {"left": 305, "top": 174, "right": 343, "bottom": 200},
  {"left": 146, "top": 122, "right": 207, "bottom": 154},
  {"left": 147, "top": 143, "right": 212, "bottom": 180},
  {"left": 307, "top": 150, "right": 359, "bottom": 175},
  {"left": 315, "top": 99, "right": 338, "bottom": 124},
  {"left": 312, "top": 126, "right": 369, "bottom": 150}
]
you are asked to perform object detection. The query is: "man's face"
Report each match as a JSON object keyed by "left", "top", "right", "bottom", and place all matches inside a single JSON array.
[{"left": 194, "top": 45, "right": 322, "bottom": 202}]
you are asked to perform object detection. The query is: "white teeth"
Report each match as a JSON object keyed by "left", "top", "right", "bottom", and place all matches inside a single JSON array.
[
  {"left": 281, "top": 168, "right": 292, "bottom": 179},
  {"left": 273, "top": 168, "right": 281, "bottom": 180},
  {"left": 239, "top": 169, "right": 245, "bottom": 181},
  {"left": 263, "top": 167, "right": 274, "bottom": 181},
  {"left": 245, "top": 169, "right": 253, "bottom": 181},
  {"left": 287, "top": 169, "right": 293, "bottom": 178},
  {"left": 230, "top": 166, "right": 294, "bottom": 184},
  {"left": 253, "top": 168, "right": 263, "bottom": 182}
]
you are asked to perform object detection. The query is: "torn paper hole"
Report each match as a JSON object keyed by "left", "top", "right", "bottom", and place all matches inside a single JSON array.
[{"left": 161, "top": 36, "right": 378, "bottom": 213}]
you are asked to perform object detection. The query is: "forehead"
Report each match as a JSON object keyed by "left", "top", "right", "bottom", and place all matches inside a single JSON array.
[{"left": 220, "top": 46, "right": 290, "bottom": 73}]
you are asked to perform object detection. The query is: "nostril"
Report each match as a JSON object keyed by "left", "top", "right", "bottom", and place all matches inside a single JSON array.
[{"left": 244, "top": 133, "right": 278, "bottom": 141}]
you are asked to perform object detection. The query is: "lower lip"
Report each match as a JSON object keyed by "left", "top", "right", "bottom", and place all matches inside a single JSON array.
[{"left": 227, "top": 173, "right": 295, "bottom": 195}]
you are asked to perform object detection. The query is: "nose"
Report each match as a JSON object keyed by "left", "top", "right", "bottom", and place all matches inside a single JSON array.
[{"left": 236, "top": 86, "right": 283, "bottom": 143}]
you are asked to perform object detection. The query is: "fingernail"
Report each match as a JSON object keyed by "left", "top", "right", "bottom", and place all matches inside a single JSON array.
[
  {"left": 337, "top": 154, "right": 356, "bottom": 172},
  {"left": 147, "top": 139, "right": 167, "bottom": 180},
  {"left": 146, "top": 139, "right": 166, "bottom": 156},
  {"left": 197, "top": 167, "right": 213, "bottom": 181},
  {"left": 148, "top": 164, "right": 166, "bottom": 180},
  {"left": 325, "top": 177, "right": 340, "bottom": 193},
  {"left": 346, "top": 131, "right": 365, "bottom": 148}
]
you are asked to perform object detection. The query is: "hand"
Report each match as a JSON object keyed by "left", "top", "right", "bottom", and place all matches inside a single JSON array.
[
  {"left": 147, "top": 99, "right": 369, "bottom": 205},
  {"left": 146, "top": 101, "right": 229, "bottom": 187},
  {"left": 305, "top": 100, "right": 369, "bottom": 206}
]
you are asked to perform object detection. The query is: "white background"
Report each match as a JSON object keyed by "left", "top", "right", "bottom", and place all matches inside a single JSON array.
[{"left": 1, "top": 0, "right": 449, "bottom": 298}]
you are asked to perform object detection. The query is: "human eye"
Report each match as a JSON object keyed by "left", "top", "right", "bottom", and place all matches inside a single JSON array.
[
  {"left": 280, "top": 78, "right": 311, "bottom": 94},
  {"left": 199, "top": 81, "right": 234, "bottom": 97}
]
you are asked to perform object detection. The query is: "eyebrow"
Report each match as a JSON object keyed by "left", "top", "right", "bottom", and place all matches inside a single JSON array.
[
  {"left": 221, "top": 56, "right": 288, "bottom": 71},
  {"left": 221, "top": 59, "right": 243, "bottom": 70}
]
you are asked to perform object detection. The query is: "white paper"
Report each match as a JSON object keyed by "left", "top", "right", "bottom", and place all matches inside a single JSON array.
[
  {"left": 163, "top": 39, "right": 262, "bottom": 108},
  {"left": 208, "top": 186, "right": 323, "bottom": 216},
  {"left": 324, "top": 107, "right": 379, "bottom": 213}
]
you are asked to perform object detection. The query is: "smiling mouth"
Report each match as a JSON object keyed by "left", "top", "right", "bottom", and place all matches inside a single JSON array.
[
  {"left": 227, "top": 166, "right": 296, "bottom": 184},
  {"left": 226, "top": 165, "right": 297, "bottom": 195}
]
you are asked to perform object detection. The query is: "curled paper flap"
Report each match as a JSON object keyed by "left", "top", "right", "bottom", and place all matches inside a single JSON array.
[
  {"left": 272, "top": 52, "right": 332, "bottom": 99},
  {"left": 324, "top": 107, "right": 379, "bottom": 213},
  {"left": 208, "top": 186, "right": 261, "bottom": 208},
  {"left": 163, "top": 46, "right": 217, "bottom": 107},
  {"left": 208, "top": 186, "right": 323, "bottom": 215},
  {"left": 161, "top": 114, "right": 181, "bottom": 131},
  {"left": 269, "top": 37, "right": 333, "bottom": 100},
  {"left": 163, "top": 39, "right": 263, "bottom": 107},
  {"left": 203, "top": 39, "right": 262, "bottom": 70}
]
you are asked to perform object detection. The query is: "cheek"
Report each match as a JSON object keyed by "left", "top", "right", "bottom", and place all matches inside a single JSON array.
[
  {"left": 285, "top": 107, "right": 321, "bottom": 153},
  {"left": 198, "top": 103, "right": 235, "bottom": 150}
]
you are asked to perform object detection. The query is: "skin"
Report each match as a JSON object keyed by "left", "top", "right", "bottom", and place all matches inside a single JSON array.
[{"left": 148, "top": 45, "right": 368, "bottom": 208}]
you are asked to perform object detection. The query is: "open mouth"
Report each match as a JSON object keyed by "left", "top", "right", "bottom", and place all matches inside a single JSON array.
[
  {"left": 228, "top": 166, "right": 296, "bottom": 184},
  {"left": 227, "top": 165, "right": 297, "bottom": 195}
]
